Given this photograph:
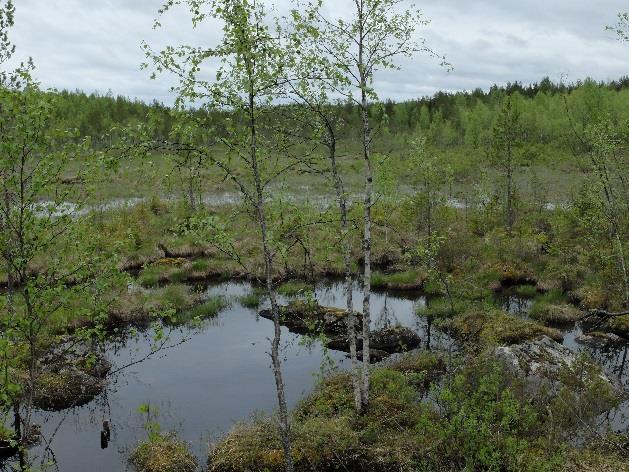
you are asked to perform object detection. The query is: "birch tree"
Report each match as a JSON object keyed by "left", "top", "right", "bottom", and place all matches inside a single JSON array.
[
  {"left": 0, "top": 3, "right": 117, "bottom": 468},
  {"left": 608, "top": 11, "right": 629, "bottom": 42},
  {"left": 283, "top": 13, "right": 363, "bottom": 411},
  {"left": 581, "top": 118, "right": 629, "bottom": 307},
  {"left": 297, "top": 0, "right": 445, "bottom": 411},
  {"left": 145, "top": 1, "right": 301, "bottom": 469}
]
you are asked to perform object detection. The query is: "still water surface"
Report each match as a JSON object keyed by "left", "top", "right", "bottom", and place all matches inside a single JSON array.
[
  {"left": 27, "top": 280, "right": 452, "bottom": 472},
  {"left": 8, "top": 282, "right": 627, "bottom": 471}
]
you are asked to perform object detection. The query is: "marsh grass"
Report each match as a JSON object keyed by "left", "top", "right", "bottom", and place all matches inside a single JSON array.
[
  {"left": 277, "top": 281, "right": 313, "bottom": 297},
  {"left": 168, "top": 296, "right": 228, "bottom": 326},
  {"left": 528, "top": 290, "right": 581, "bottom": 325},
  {"left": 130, "top": 433, "right": 198, "bottom": 472},
  {"left": 371, "top": 270, "right": 424, "bottom": 289}
]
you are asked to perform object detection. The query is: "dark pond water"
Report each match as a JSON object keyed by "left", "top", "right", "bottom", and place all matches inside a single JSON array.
[
  {"left": 5, "top": 283, "right": 627, "bottom": 471},
  {"left": 16, "top": 280, "right": 454, "bottom": 472}
]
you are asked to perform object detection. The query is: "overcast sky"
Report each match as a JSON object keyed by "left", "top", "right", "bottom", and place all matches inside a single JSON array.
[{"left": 8, "top": 0, "right": 629, "bottom": 104}]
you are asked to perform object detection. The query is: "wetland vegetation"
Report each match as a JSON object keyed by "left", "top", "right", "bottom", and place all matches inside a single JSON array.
[{"left": 0, "top": 0, "right": 628, "bottom": 471}]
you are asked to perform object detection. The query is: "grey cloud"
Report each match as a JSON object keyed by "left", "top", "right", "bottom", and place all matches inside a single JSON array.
[{"left": 7, "top": 0, "right": 629, "bottom": 104}]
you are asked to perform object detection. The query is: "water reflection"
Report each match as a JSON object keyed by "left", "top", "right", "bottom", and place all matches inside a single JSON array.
[{"left": 8, "top": 280, "right": 449, "bottom": 472}]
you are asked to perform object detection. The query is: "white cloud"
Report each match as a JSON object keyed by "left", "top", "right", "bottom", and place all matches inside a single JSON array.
[{"left": 8, "top": 0, "right": 629, "bottom": 103}]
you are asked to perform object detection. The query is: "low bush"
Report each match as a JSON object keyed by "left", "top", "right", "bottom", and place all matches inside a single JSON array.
[{"left": 207, "top": 356, "right": 590, "bottom": 471}]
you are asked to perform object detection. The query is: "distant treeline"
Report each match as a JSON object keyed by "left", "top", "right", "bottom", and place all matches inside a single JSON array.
[{"left": 52, "top": 76, "right": 629, "bottom": 148}]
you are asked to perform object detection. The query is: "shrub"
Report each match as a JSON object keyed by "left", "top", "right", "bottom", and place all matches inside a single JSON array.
[
  {"left": 208, "top": 359, "right": 570, "bottom": 472},
  {"left": 426, "top": 363, "right": 559, "bottom": 472}
]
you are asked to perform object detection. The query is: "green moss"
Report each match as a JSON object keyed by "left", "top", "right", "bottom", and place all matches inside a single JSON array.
[
  {"left": 416, "top": 297, "right": 469, "bottom": 319},
  {"left": 130, "top": 433, "right": 198, "bottom": 472},
  {"left": 513, "top": 284, "right": 539, "bottom": 298},
  {"left": 437, "top": 308, "right": 563, "bottom": 346},
  {"left": 371, "top": 270, "right": 424, "bottom": 289},
  {"left": 277, "top": 281, "right": 312, "bottom": 297},
  {"left": 609, "top": 314, "right": 629, "bottom": 338}
]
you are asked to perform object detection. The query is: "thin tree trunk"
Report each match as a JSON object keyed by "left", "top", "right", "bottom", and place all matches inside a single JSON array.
[
  {"left": 188, "top": 174, "right": 195, "bottom": 211},
  {"left": 22, "top": 287, "right": 37, "bottom": 452},
  {"left": 426, "top": 177, "right": 432, "bottom": 236},
  {"left": 248, "top": 89, "right": 293, "bottom": 471},
  {"left": 358, "top": 1, "right": 372, "bottom": 410},
  {"left": 13, "top": 403, "right": 27, "bottom": 471},
  {"left": 326, "top": 129, "right": 361, "bottom": 411}
]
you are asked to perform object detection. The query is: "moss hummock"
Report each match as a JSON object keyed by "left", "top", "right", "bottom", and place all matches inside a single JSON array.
[
  {"left": 371, "top": 270, "right": 425, "bottom": 290},
  {"left": 609, "top": 314, "right": 629, "bottom": 339},
  {"left": 130, "top": 433, "right": 197, "bottom": 472},
  {"left": 207, "top": 353, "right": 608, "bottom": 472},
  {"left": 529, "top": 303, "right": 582, "bottom": 326},
  {"left": 34, "top": 370, "right": 105, "bottom": 411},
  {"left": 436, "top": 308, "right": 563, "bottom": 346}
]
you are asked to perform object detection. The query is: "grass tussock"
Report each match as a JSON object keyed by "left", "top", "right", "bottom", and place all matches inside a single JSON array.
[
  {"left": 277, "top": 281, "right": 313, "bottom": 297},
  {"left": 371, "top": 270, "right": 425, "bottom": 290},
  {"left": 435, "top": 307, "right": 563, "bottom": 346},
  {"left": 238, "top": 290, "right": 264, "bottom": 308},
  {"left": 528, "top": 290, "right": 581, "bottom": 326},
  {"left": 130, "top": 433, "right": 198, "bottom": 472},
  {"left": 609, "top": 314, "right": 629, "bottom": 338},
  {"left": 167, "top": 296, "right": 228, "bottom": 326}
]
